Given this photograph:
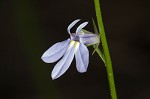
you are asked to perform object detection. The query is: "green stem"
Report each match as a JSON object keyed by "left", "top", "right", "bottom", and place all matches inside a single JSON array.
[{"left": 94, "top": 0, "right": 117, "bottom": 99}]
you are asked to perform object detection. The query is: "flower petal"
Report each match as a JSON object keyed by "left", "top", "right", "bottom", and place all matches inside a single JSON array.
[
  {"left": 51, "top": 41, "right": 75, "bottom": 79},
  {"left": 67, "top": 19, "right": 80, "bottom": 35},
  {"left": 75, "top": 22, "right": 88, "bottom": 36},
  {"left": 75, "top": 42, "right": 89, "bottom": 73},
  {"left": 79, "top": 33, "right": 100, "bottom": 45},
  {"left": 41, "top": 39, "right": 70, "bottom": 63}
]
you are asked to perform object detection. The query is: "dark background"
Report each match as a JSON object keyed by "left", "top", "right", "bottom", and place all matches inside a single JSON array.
[{"left": 1, "top": 0, "right": 150, "bottom": 99}]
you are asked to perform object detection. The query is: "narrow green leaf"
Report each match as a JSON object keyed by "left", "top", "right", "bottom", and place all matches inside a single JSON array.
[
  {"left": 93, "top": 45, "right": 105, "bottom": 63},
  {"left": 92, "top": 18, "right": 99, "bottom": 34},
  {"left": 92, "top": 19, "right": 105, "bottom": 63}
]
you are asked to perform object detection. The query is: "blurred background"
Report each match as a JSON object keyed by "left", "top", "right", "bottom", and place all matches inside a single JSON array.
[{"left": 1, "top": 0, "right": 150, "bottom": 99}]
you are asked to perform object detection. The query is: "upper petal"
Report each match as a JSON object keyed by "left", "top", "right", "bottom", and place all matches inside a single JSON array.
[
  {"left": 67, "top": 19, "right": 80, "bottom": 35},
  {"left": 75, "top": 42, "right": 89, "bottom": 73},
  {"left": 41, "top": 39, "right": 70, "bottom": 63},
  {"left": 51, "top": 41, "right": 75, "bottom": 79},
  {"left": 75, "top": 22, "right": 88, "bottom": 36}
]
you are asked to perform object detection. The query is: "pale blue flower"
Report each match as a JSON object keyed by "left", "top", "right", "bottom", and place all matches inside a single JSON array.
[{"left": 41, "top": 19, "right": 99, "bottom": 79}]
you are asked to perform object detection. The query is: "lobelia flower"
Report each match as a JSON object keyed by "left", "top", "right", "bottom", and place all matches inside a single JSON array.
[{"left": 41, "top": 19, "right": 100, "bottom": 80}]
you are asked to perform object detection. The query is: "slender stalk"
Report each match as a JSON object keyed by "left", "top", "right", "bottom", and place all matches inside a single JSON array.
[{"left": 94, "top": 0, "right": 117, "bottom": 99}]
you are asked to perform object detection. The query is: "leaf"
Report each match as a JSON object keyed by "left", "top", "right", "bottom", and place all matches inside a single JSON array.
[
  {"left": 92, "top": 18, "right": 105, "bottom": 63},
  {"left": 92, "top": 18, "right": 99, "bottom": 34},
  {"left": 93, "top": 44, "right": 105, "bottom": 63}
]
